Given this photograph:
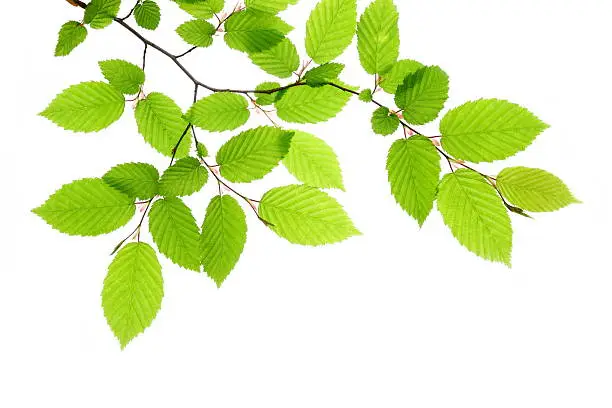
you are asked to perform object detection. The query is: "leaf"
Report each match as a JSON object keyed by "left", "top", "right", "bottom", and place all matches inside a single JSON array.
[
  {"left": 176, "top": 19, "right": 216, "bottom": 47},
  {"left": 224, "top": 9, "right": 290, "bottom": 53},
  {"left": 497, "top": 167, "right": 579, "bottom": 212},
  {"left": 249, "top": 38, "right": 300, "bottom": 78},
  {"left": 303, "top": 63, "right": 344, "bottom": 87},
  {"left": 39, "top": 81, "right": 125, "bottom": 132},
  {"left": 379, "top": 59, "right": 424, "bottom": 94},
  {"left": 196, "top": 141, "right": 208, "bottom": 157},
  {"left": 134, "top": 0, "right": 161, "bottom": 30},
  {"left": 33, "top": 178, "right": 135, "bottom": 236},
  {"left": 185, "top": 93, "right": 249, "bottom": 132},
  {"left": 102, "top": 243, "right": 163, "bottom": 349},
  {"left": 437, "top": 169, "right": 512, "bottom": 266},
  {"left": 200, "top": 195, "right": 247, "bottom": 287},
  {"left": 359, "top": 89, "right": 373, "bottom": 102},
  {"left": 394, "top": 66, "right": 449, "bottom": 125},
  {"left": 440, "top": 99, "right": 550, "bottom": 163},
  {"left": 135, "top": 92, "right": 192, "bottom": 158},
  {"left": 55, "top": 21, "right": 88, "bottom": 57},
  {"left": 149, "top": 197, "right": 201, "bottom": 271},
  {"left": 357, "top": 0, "right": 399, "bottom": 75},
  {"left": 282, "top": 131, "right": 344, "bottom": 190},
  {"left": 305, "top": 0, "right": 357, "bottom": 64},
  {"left": 259, "top": 185, "right": 360, "bottom": 246},
  {"left": 275, "top": 84, "right": 351, "bottom": 124},
  {"left": 158, "top": 157, "right": 208, "bottom": 197},
  {"left": 255, "top": 82, "right": 281, "bottom": 106},
  {"left": 245, "top": 0, "right": 299, "bottom": 13},
  {"left": 99, "top": 59, "right": 145, "bottom": 95},
  {"left": 84, "top": 0, "right": 120, "bottom": 29},
  {"left": 174, "top": 0, "right": 223, "bottom": 19},
  {"left": 371, "top": 106, "right": 399, "bottom": 136},
  {"left": 216, "top": 126, "right": 294, "bottom": 182},
  {"left": 103, "top": 162, "right": 160, "bottom": 200},
  {"left": 387, "top": 136, "right": 440, "bottom": 226}
]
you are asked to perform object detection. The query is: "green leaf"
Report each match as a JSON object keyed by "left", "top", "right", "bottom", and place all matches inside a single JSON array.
[
  {"left": 216, "top": 126, "right": 293, "bottom": 182},
  {"left": 135, "top": 92, "right": 192, "bottom": 158},
  {"left": 174, "top": 0, "right": 223, "bottom": 19},
  {"left": 186, "top": 93, "right": 249, "bottom": 132},
  {"left": 224, "top": 9, "right": 290, "bottom": 53},
  {"left": 103, "top": 162, "right": 159, "bottom": 200},
  {"left": 437, "top": 169, "right": 512, "bottom": 266},
  {"left": 387, "top": 136, "right": 440, "bottom": 226},
  {"left": 196, "top": 141, "right": 208, "bottom": 157},
  {"left": 379, "top": 59, "right": 424, "bottom": 94},
  {"left": 33, "top": 178, "right": 135, "bottom": 236},
  {"left": 359, "top": 89, "right": 373, "bottom": 102},
  {"left": 249, "top": 38, "right": 300, "bottom": 78},
  {"left": 305, "top": 0, "right": 357, "bottom": 64},
  {"left": 200, "top": 195, "right": 247, "bottom": 287},
  {"left": 259, "top": 185, "right": 360, "bottom": 246},
  {"left": 395, "top": 66, "right": 449, "bottom": 125},
  {"left": 99, "top": 59, "right": 145, "bottom": 95},
  {"left": 303, "top": 63, "right": 344, "bottom": 87},
  {"left": 55, "top": 21, "right": 88, "bottom": 57},
  {"left": 39, "top": 81, "right": 125, "bottom": 132},
  {"left": 176, "top": 19, "right": 216, "bottom": 47},
  {"left": 134, "top": 0, "right": 161, "bottom": 30},
  {"left": 255, "top": 82, "right": 281, "bottom": 106},
  {"left": 497, "top": 167, "right": 579, "bottom": 212},
  {"left": 102, "top": 243, "right": 163, "bottom": 349},
  {"left": 371, "top": 106, "right": 399, "bottom": 136},
  {"left": 357, "top": 0, "right": 399, "bottom": 75},
  {"left": 84, "top": 0, "right": 120, "bottom": 29},
  {"left": 440, "top": 99, "right": 550, "bottom": 163},
  {"left": 245, "top": 0, "right": 298, "bottom": 13},
  {"left": 275, "top": 84, "right": 351, "bottom": 124},
  {"left": 159, "top": 157, "right": 208, "bottom": 197},
  {"left": 149, "top": 197, "right": 201, "bottom": 271},
  {"left": 283, "top": 131, "right": 344, "bottom": 190}
]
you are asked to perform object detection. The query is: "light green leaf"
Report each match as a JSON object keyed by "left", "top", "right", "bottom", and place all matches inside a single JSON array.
[
  {"left": 255, "top": 82, "right": 281, "bottom": 106},
  {"left": 176, "top": 19, "right": 216, "bottom": 47},
  {"left": 99, "top": 59, "right": 145, "bottom": 95},
  {"left": 395, "top": 66, "right": 449, "bottom": 125},
  {"left": 379, "top": 59, "right": 424, "bottom": 94},
  {"left": 305, "top": 0, "right": 357, "bottom": 64},
  {"left": 102, "top": 243, "right": 163, "bottom": 349},
  {"left": 84, "top": 0, "right": 120, "bottom": 29},
  {"left": 283, "top": 131, "right": 344, "bottom": 190},
  {"left": 55, "top": 21, "right": 88, "bottom": 57},
  {"left": 196, "top": 141, "right": 208, "bottom": 157},
  {"left": 249, "top": 38, "right": 300, "bottom": 78},
  {"left": 275, "top": 84, "right": 351, "bottom": 124},
  {"left": 359, "top": 89, "right": 373, "bottom": 102},
  {"left": 371, "top": 106, "right": 399, "bottom": 136},
  {"left": 103, "top": 162, "right": 159, "bottom": 200},
  {"left": 216, "top": 126, "right": 293, "bottom": 182},
  {"left": 440, "top": 99, "right": 550, "bottom": 163},
  {"left": 245, "top": 0, "right": 298, "bottom": 13},
  {"left": 437, "top": 169, "right": 512, "bottom": 266},
  {"left": 159, "top": 157, "right": 208, "bottom": 197},
  {"left": 134, "top": 0, "right": 161, "bottom": 30},
  {"left": 224, "top": 9, "right": 290, "bottom": 53},
  {"left": 135, "top": 92, "right": 192, "bottom": 158},
  {"left": 174, "top": 0, "right": 224, "bottom": 19},
  {"left": 200, "top": 195, "right": 247, "bottom": 287},
  {"left": 259, "top": 185, "right": 360, "bottom": 245},
  {"left": 497, "top": 167, "right": 579, "bottom": 212},
  {"left": 357, "top": 0, "right": 399, "bottom": 75},
  {"left": 33, "top": 178, "right": 135, "bottom": 236},
  {"left": 303, "top": 63, "right": 344, "bottom": 87},
  {"left": 149, "top": 197, "right": 201, "bottom": 271},
  {"left": 387, "top": 136, "right": 440, "bottom": 226},
  {"left": 186, "top": 92, "right": 250, "bottom": 132},
  {"left": 39, "top": 81, "right": 125, "bottom": 132}
]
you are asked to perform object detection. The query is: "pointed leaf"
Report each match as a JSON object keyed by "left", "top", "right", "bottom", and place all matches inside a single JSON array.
[
  {"left": 249, "top": 38, "right": 300, "bottom": 78},
  {"left": 371, "top": 106, "right": 399, "bottom": 136},
  {"left": 357, "top": 0, "right": 399, "bottom": 75},
  {"left": 224, "top": 9, "right": 289, "bottom": 53},
  {"left": 103, "top": 162, "right": 159, "bottom": 200},
  {"left": 99, "top": 59, "right": 145, "bottom": 95},
  {"left": 303, "top": 63, "right": 344, "bottom": 87},
  {"left": 176, "top": 19, "right": 216, "bottom": 47},
  {"left": 186, "top": 93, "right": 249, "bottom": 132},
  {"left": 275, "top": 84, "right": 351, "bottom": 124},
  {"left": 305, "top": 0, "right": 357, "bottom": 64},
  {"left": 395, "top": 66, "right": 449, "bottom": 125},
  {"left": 379, "top": 59, "right": 424, "bottom": 94},
  {"left": 84, "top": 0, "right": 120, "bottom": 29},
  {"left": 159, "top": 157, "right": 208, "bottom": 197},
  {"left": 55, "top": 21, "right": 88, "bottom": 57},
  {"left": 245, "top": 0, "right": 298, "bottom": 13},
  {"left": 134, "top": 0, "right": 161, "bottom": 30}
]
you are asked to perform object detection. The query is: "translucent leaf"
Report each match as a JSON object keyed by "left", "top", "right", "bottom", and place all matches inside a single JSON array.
[
  {"left": 174, "top": 0, "right": 223, "bottom": 19},
  {"left": 437, "top": 169, "right": 512, "bottom": 266},
  {"left": 200, "top": 195, "right": 247, "bottom": 287},
  {"left": 359, "top": 89, "right": 373, "bottom": 102},
  {"left": 394, "top": 66, "right": 449, "bottom": 125},
  {"left": 275, "top": 85, "right": 351, "bottom": 124},
  {"left": 216, "top": 126, "right": 294, "bottom": 182},
  {"left": 84, "top": 0, "right": 120, "bottom": 29},
  {"left": 305, "top": 0, "right": 357, "bottom": 64},
  {"left": 255, "top": 82, "right": 281, "bottom": 106},
  {"left": 371, "top": 106, "right": 399, "bottom": 136},
  {"left": 259, "top": 185, "right": 360, "bottom": 246},
  {"left": 186, "top": 92, "right": 250, "bottom": 132},
  {"left": 440, "top": 99, "right": 550, "bottom": 163},
  {"left": 387, "top": 136, "right": 440, "bottom": 226},
  {"left": 158, "top": 157, "right": 208, "bottom": 197},
  {"left": 303, "top": 63, "right": 344, "bottom": 87},
  {"left": 357, "top": 0, "right": 399, "bottom": 75},
  {"left": 497, "top": 167, "right": 579, "bottom": 212},
  {"left": 379, "top": 59, "right": 424, "bottom": 94},
  {"left": 224, "top": 9, "right": 290, "bottom": 53},
  {"left": 40, "top": 81, "right": 125, "bottom": 133},
  {"left": 103, "top": 162, "right": 160, "bottom": 200},
  {"left": 245, "top": 0, "right": 299, "bottom": 13},
  {"left": 55, "top": 21, "right": 87, "bottom": 57},
  {"left": 249, "top": 38, "right": 300, "bottom": 78},
  {"left": 102, "top": 243, "right": 163, "bottom": 349},
  {"left": 176, "top": 19, "right": 215, "bottom": 47},
  {"left": 99, "top": 59, "right": 145, "bottom": 95},
  {"left": 33, "top": 178, "right": 135, "bottom": 236},
  {"left": 134, "top": 0, "right": 161, "bottom": 30},
  {"left": 149, "top": 197, "right": 201, "bottom": 271},
  {"left": 283, "top": 131, "right": 344, "bottom": 190}
]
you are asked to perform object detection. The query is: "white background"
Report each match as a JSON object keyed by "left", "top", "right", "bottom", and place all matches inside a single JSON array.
[{"left": 1, "top": 0, "right": 611, "bottom": 406}]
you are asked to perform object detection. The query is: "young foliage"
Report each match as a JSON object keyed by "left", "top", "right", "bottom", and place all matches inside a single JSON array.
[
  {"left": 395, "top": 66, "right": 449, "bottom": 125},
  {"left": 84, "top": 0, "right": 121, "bottom": 29},
  {"left": 371, "top": 107, "right": 400, "bottom": 136},
  {"left": 379, "top": 59, "right": 424, "bottom": 94},
  {"left": 159, "top": 157, "right": 209, "bottom": 197},
  {"left": 249, "top": 38, "right": 300, "bottom": 78},
  {"left": 305, "top": 0, "right": 357, "bottom": 64},
  {"left": 134, "top": 0, "right": 161, "bottom": 30},
  {"left": 223, "top": 9, "right": 291, "bottom": 53},
  {"left": 186, "top": 93, "right": 249, "bottom": 132},
  {"left": 357, "top": 0, "right": 400, "bottom": 75},
  {"left": 303, "top": 63, "right": 344, "bottom": 86},
  {"left": 245, "top": 0, "right": 299, "bottom": 14},
  {"left": 176, "top": 19, "right": 216, "bottom": 47},
  {"left": 255, "top": 82, "right": 281, "bottom": 106},
  {"left": 55, "top": 21, "right": 88, "bottom": 56},
  {"left": 99, "top": 59, "right": 146, "bottom": 95},
  {"left": 275, "top": 85, "right": 351, "bottom": 123},
  {"left": 103, "top": 162, "right": 160, "bottom": 200}
]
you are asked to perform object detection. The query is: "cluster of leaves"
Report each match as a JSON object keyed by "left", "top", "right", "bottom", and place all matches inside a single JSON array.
[{"left": 42, "top": 0, "right": 578, "bottom": 348}]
